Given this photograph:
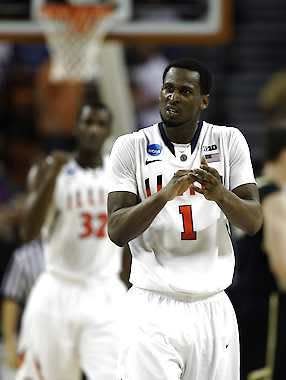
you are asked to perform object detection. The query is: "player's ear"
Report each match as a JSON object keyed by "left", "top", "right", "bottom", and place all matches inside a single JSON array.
[{"left": 200, "top": 95, "right": 209, "bottom": 111}]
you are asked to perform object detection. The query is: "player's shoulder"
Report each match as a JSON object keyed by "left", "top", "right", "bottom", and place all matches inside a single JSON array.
[
  {"left": 204, "top": 121, "right": 242, "bottom": 137},
  {"left": 113, "top": 130, "right": 139, "bottom": 144},
  {"left": 113, "top": 124, "right": 158, "bottom": 147},
  {"left": 204, "top": 122, "right": 247, "bottom": 149}
]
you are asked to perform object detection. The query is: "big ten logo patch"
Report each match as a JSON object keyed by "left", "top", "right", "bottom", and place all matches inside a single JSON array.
[{"left": 203, "top": 144, "right": 217, "bottom": 152}]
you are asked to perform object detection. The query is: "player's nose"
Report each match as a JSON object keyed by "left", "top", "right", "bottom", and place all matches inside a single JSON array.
[{"left": 167, "top": 91, "right": 180, "bottom": 102}]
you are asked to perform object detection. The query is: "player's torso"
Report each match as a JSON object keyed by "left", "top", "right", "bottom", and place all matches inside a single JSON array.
[
  {"left": 129, "top": 122, "right": 234, "bottom": 294},
  {"left": 135, "top": 122, "right": 231, "bottom": 247},
  {"left": 44, "top": 159, "right": 121, "bottom": 280}
]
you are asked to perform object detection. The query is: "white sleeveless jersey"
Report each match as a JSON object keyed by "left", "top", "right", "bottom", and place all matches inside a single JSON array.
[
  {"left": 44, "top": 158, "right": 122, "bottom": 281},
  {"left": 108, "top": 121, "right": 256, "bottom": 296}
]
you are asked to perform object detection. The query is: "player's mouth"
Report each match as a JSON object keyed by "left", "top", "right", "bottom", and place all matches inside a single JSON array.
[{"left": 166, "top": 105, "right": 180, "bottom": 117}]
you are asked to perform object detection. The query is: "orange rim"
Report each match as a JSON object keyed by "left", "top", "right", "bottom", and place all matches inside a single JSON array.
[
  {"left": 41, "top": 4, "right": 114, "bottom": 32},
  {"left": 41, "top": 4, "right": 114, "bottom": 17}
]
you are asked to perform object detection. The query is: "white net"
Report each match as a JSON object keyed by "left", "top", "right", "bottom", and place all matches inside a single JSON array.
[{"left": 39, "top": 4, "right": 114, "bottom": 82}]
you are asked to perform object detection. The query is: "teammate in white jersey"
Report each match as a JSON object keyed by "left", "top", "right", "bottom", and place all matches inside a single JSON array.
[
  {"left": 107, "top": 59, "right": 263, "bottom": 380},
  {"left": 16, "top": 102, "right": 126, "bottom": 380}
]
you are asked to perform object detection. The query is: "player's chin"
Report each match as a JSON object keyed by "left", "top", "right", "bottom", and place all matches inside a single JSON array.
[
  {"left": 161, "top": 110, "right": 187, "bottom": 127},
  {"left": 163, "top": 118, "right": 186, "bottom": 128},
  {"left": 81, "top": 140, "right": 100, "bottom": 151}
]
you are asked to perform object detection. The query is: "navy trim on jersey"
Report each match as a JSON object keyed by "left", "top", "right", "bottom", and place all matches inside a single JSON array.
[
  {"left": 158, "top": 122, "right": 175, "bottom": 155},
  {"left": 158, "top": 120, "right": 203, "bottom": 156}
]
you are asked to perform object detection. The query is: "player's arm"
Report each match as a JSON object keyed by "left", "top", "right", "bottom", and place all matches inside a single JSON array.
[
  {"left": 1, "top": 299, "right": 21, "bottom": 369},
  {"left": 120, "top": 245, "right": 132, "bottom": 288},
  {"left": 222, "top": 183, "right": 262, "bottom": 235},
  {"left": 22, "top": 152, "right": 69, "bottom": 241},
  {"left": 108, "top": 170, "right": 195, "bottom": 246},
  {"left": 262, "top": 192, "right": 286, "bottom": 290}
]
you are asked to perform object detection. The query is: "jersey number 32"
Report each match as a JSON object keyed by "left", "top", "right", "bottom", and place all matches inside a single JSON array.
[{"left": 79, "top": 212, "right": 107, "bottom": 239}]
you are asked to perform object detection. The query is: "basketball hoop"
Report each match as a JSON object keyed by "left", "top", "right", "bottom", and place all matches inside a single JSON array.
[{"left": 39, "top": 4, "right": 114, "bottom": 82}]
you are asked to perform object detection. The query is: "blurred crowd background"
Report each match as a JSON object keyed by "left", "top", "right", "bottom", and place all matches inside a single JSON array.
[{"left": 1, "top": 0, "right": 286, "bottom": 379}]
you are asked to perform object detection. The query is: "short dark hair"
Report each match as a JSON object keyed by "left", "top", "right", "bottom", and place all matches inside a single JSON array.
[
  {"left": 266, "top": 128, "right": 286, "bottom": 161},
  {"left": 162, "top": 58, "right": 213, "bottom": 95}
]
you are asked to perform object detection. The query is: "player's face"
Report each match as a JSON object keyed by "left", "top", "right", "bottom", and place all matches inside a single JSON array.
[
  {"left": 159, "top": 67, "right": 209, "bottom": 127},
  {"left": 77, "top": 106, "right": 111, "bottom": 151}
]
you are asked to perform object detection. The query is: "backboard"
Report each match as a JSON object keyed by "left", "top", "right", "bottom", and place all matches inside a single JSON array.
[{"left": 0, "top": 0, "right": 233, "bottom": 44}]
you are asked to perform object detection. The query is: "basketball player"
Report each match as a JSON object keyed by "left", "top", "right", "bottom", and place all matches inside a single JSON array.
[
  {"left": 16, "top": 102, "right": 126, "bottom": 380},
  {"left": 107, "top": 59, "right": 263, "bottom": 380}
]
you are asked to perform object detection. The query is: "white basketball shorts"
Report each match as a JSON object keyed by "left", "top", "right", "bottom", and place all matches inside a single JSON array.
[
  {"left": 16, "top": 272, "right": 126, "bottom": 380},
  {"left": 119, "top": 287, "right": 239, "bottom": 380}
]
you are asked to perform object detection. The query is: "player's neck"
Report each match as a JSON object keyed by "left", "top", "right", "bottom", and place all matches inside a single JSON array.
[
  {"left": 76, "top": 150, "right": 103, "bottom": 169},
  {"left": 164, "top": 121, "right": 198, "bottom": 144}
]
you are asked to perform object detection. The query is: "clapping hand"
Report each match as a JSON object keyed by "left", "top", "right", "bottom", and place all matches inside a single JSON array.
[{"left": 191, "top": 157, "right": 224, "bottom": 201}]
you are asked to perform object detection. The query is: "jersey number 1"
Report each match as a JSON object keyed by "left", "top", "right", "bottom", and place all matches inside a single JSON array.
[{"left": 179, "top": 205, "right": 197, "bottom": 240}]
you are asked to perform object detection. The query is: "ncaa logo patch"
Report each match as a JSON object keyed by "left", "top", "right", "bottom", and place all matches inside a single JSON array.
[
  {"left": 147, "top": 144, "right": 162, "bottom": 156},
  {"left": 65, "top": 166, "right": 76, "bottom": 176}
]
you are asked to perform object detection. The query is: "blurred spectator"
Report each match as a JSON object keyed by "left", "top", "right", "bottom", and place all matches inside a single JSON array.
[
  {"left": 1, "top": 67, "right": 36, "bottom": 139},
  {"left": 259, "top": 70, "right": 286, "bottom": 129},
  {"left": 129, "top": 45, "right": 168, "bottom": 129},
  {"left": 0, "top": 44, "right": 49, "bottom": 141},
  {"left": 229, "top": 129, "right": 286, "bottom": 380}
]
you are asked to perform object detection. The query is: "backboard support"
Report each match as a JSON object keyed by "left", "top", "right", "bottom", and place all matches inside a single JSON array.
[{"left": 0, "top": 0, "right": 232, "bottom": 45}]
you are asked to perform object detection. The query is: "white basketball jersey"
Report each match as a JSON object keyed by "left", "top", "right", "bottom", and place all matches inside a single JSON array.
[
  {"left": 44, "top": 158, "right": 122, "bottom": 281},
  {"left": 108, "top": 122, "right": 256, "bottom": 296}
]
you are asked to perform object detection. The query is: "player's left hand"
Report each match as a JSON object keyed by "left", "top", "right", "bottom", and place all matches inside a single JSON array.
[{"left": 191, "top": 157, "right": 225, "bottom": 202}]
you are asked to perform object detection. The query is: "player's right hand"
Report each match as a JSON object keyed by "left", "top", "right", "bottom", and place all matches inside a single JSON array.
[{"left": 162, "top": 170, "right": 196, "bottom": 201}]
